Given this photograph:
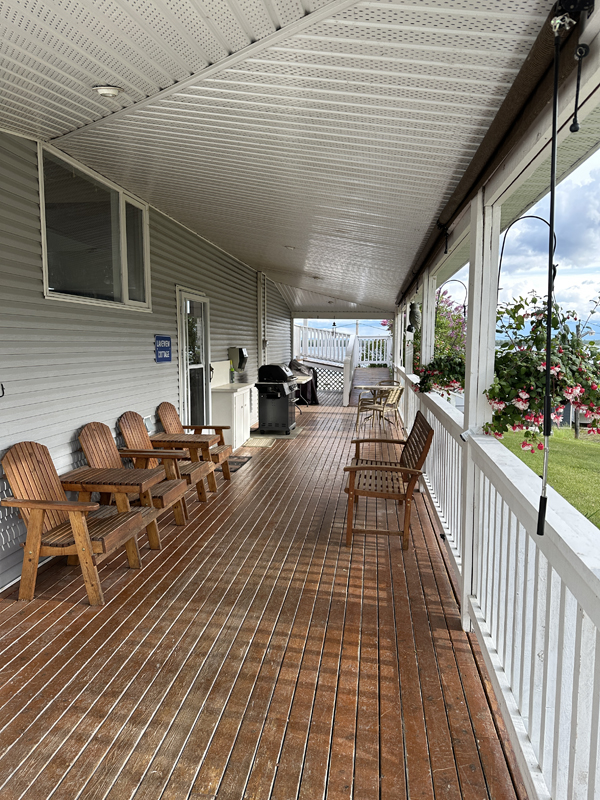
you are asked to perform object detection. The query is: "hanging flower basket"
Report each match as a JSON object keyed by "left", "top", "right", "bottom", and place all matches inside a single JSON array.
[
  {"left": 414, "top": 354, "right": 465, "bottom": 395},
  {"left": 483, "top": 294, "right": 600, "bottom": 451}
]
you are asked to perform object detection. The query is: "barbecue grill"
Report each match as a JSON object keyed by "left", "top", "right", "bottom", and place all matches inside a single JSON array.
[{"left": 255, "top": 364, "right": 298, "bottom": 434}]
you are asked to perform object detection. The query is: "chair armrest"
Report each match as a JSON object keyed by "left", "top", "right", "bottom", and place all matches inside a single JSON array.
[
  {"left": 119, "top": 448, "right": 188, "bottom": 460},
  {"left": 351, "top": 438, "right": 406, "bottom": 444},
  {"left": 1, "top": 498, "right": 99, "bottom": 512},
  {"left": 343, "top": 465, "right": 422, "bottom": 476},
  {"left": 182, "top": 425, "right": 230, "bottom": 432}
]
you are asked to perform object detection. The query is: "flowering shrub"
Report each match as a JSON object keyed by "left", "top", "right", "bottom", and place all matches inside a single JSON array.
[
  {"left": 483, "top": 293, "right": 600, "bottom": 450},
  {"left": 414, "top": 353, "right": 465, "bottom": 394}
]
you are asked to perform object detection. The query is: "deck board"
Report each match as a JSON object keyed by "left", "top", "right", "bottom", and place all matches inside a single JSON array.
[{"left": 0, "top": 396, "right": 521, "bottom": 799}]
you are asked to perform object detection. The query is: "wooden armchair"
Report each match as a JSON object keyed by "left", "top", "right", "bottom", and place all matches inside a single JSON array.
[
  {"left": 79, "top": 420, "right": 195, "bottom": 546},
  {"left": 1, "top": 442, "right": 148, "bottom": 606},
  {"left": 118, "top": 412, "right": 221, "bottom": 517},
  {"left": 344, "top": 410, "right": 434, "bottom": 549},
  {"left": 157, "top": 402, "right": 233, "bottom": 480}
]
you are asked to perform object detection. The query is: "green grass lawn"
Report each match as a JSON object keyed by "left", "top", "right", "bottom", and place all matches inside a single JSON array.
[{"left": 501, "top": 427, "right": 600, "bottom": 528}]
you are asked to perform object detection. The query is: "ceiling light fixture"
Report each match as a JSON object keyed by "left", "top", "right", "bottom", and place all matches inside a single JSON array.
[{"left": 93, "top": 85, "right": 124, "bottom": 97}]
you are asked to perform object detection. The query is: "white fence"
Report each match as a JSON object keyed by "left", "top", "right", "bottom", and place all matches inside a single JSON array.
[
  {"left": 294, "top": 326, "right": 390, "bottom": 367},
  {"left": 294, "top": 325, "right": 350, "bottom": 363},
  {"left": 358, "top": 336, "right": 390, "bottom": 366},
  {"left": 398, "top": 367, "right": 600, "bottom": 800}
]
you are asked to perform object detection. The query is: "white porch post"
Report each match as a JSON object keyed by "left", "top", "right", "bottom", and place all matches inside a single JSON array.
[
  {"left": 460, "top": 190, "right": 500, "bottom": 630},
  {"left": 395, "top": 306, "right": 404, "bottom": 372},
  {"left": 420, "top": 269, "right": 436, "bottom": 366}
]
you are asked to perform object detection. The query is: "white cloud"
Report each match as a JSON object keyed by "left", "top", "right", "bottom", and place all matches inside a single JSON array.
[{"left": 443, "top": 149, "right": 600, "bottom": 319}]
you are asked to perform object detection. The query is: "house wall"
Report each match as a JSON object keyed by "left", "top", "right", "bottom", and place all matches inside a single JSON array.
[
  {"left": 0, "top": 131, "right": 290, "bottom": 591},
  {"left": 266, "top": 279, "right": 292, "bottom": 365}
]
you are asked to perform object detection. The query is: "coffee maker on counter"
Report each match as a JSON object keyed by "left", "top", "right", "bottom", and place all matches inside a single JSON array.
[{"left": 227, "top": 347, "right": 248, "bottom": 372}]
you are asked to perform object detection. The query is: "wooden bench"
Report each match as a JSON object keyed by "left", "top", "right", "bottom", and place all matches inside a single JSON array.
[
  {"left": 157, "top": 402, "right": 233, "bottom": 480},
  {"left": 79, "top": 420, "right": 194, "bottom": 545},
  {"left": 1, "top": 441, "right": 150, "bottom": 606},
  {"left": 344, "top": 410, "right": 434, "bottom": 549}
]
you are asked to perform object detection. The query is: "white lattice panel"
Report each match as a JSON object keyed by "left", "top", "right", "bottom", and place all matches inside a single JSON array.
[{"left": 0, "top": 0, "right": 556, "bottom": 309}]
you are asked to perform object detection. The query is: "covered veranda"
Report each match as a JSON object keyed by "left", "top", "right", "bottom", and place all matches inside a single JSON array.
[
  {"left": 3, "top": 0, "right": 600, "bottom": 797},
  {"left": 0, "top": 396, "right": 523, "bottom": 799}
]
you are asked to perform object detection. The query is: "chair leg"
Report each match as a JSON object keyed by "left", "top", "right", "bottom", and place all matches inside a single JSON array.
[
  {"left": 19, "top": 509, "right": 44, "bottom": 601},
  {"left": 196, "top": 479, "right": 208, "bottom": 502},
  {"left": 207, "top": 470, "right": 218, "bottom": 493},
  {"left": 138, "top": 490, "right": 162, "bottom": 550},
  {"left": 68, "top": 511, "right": 104, "bottom": 606},
  {"left": 222, "top": 459, "right": 231, "bottom": 481},
  {"left": 402, "top": 500, "right": 411, "bottom": 550},
  {"left": 346, "top": 492, "right": 354, "bottom": 547},
  {"left": 124, "top": 536, "right": 142, "bottom": 569},
  {"left": 173, "top": 498, "right": 188, "bottom": 526}
]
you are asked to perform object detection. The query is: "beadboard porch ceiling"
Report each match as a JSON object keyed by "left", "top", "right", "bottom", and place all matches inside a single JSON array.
[{"left": 1, "top": 0, "right": 555, "bottom": 312}]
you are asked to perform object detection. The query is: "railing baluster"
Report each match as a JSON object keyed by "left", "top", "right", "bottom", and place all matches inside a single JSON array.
[{"left": 551, "top": 581, "right": 567, "bottom": 797}]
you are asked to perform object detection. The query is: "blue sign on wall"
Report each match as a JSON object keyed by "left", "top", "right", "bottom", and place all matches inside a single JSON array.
[{"left": 155, "top": 335, "right": 172, "bottom": 363}]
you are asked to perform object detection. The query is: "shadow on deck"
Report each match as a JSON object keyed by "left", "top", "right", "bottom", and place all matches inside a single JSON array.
[{"left": 0, "top": 401, "right": 523, "bottom": 799}]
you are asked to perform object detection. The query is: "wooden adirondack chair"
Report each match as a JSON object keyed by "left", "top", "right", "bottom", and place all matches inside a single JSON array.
[
  {"left": 344, "top": 410, "right": 434, "bottom": 549},
  {"left": 1, "top": 441, "right": 148, "bottom": 605},
  {"left": 117, "top": 412, "right": 217, "bottom": 508},
  {"left": 79, "top": 421, "right": 195, "bottom": 547},
  {"left": 157, "top": 402, "right": 233, "bottom": 480}
]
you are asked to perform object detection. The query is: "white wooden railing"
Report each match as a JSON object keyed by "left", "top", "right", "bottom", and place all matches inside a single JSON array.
[
  {"left": 342, "top": 335, "right": 360, "bottom": 407},
  {"left": 397, "top": 366, "right": 600, "bottom": 800},
  {"left": 358, "top": 336, "right": 390, "bottom": 366},
  {"left": 294, "top": 326, "right": 391, "bottom": 367},
  {"left": 294, "top": 325, "right": 350, "bottom": 363}
]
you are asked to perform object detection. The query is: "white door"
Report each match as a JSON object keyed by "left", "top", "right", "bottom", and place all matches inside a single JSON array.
[{"left": 177, "top": 287, "right": 211, "bottom": 426}]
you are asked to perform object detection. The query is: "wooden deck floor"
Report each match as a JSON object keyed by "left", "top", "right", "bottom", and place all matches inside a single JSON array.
[{"left": 0, "top": 397, "right": 522, "bottom": 799}]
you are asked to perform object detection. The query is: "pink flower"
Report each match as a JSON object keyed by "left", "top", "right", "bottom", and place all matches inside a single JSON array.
[
  {"left": 493, "top": 431, "right": 504, "bottom": 439},
  {"left": 592, "top": 383, "right": 598, "bottom": 391},
  {"left": 537, "top": 443, "right": 544, "bottom": 451},
  {"left": 521, "top": 441, "right": 534, "bottom": 452},
  {"left": 512, "top": 398, "right": 529, "bottom": 411},
  {"left": 519, "top": 390, "right": 530, "bottom": 400},
  {"left": 489, "top": 399, "right": 506, "bottom": 412}
]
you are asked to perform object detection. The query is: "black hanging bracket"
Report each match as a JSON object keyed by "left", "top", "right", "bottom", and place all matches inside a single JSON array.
[
  {"left": 437, "top": 221, "right": 450, "bottom": 255},
  {"left": 570, "top": 43, "right": 590, "bottom": 131}
]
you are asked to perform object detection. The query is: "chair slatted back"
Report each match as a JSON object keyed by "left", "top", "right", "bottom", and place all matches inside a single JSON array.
[
  {"left": 157, "top": 402, "right": 185, "bottom": 435},
  {"left": 399, "top": 411, "right": 434, "bottom": 471},
  {"left": 2, "top": 442, "right": 69, "bottom": 531},
  {"left": 119, "top": 412, "right": 160, "bottom": 469},
  {"left": 79, "top": 422, "right": 123, "bottom": 469},
  {"left": 384, "top": 387, "right": 404, "bottom": 409}
]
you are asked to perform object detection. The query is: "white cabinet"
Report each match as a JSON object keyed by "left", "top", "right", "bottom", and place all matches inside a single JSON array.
[{"left": 211, "top": 384, "right": 253, "bottom": 450}]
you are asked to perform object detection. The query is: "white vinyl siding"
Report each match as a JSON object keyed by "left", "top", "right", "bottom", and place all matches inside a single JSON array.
[
  {"left": 0, "top": 131, "right": 262, "bottom": 590},
  {"left": 266, "top": 279, "right": 292, "bottom": 365}
]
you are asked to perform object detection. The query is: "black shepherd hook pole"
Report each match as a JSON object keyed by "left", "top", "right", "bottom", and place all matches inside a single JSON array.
[{"left": 537, "top": 11, "right": 576, "bottom": 537}]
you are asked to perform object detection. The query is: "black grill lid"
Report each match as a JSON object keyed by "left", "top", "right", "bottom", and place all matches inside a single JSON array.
[{"left": 258, "top": 363, "right": 294, "bottom": 382}]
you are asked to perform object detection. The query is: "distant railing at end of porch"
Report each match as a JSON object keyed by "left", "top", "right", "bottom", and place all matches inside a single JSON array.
[
  {"left": 397, "top": 365, "right": 600, "bottom": 800},
  {"left": 294, "top": 325, "right": 390, "bottom": 367}
]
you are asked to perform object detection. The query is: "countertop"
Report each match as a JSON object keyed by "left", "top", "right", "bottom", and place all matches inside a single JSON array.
[{"left": 211, "top": 382, "right": 254, "bottom": 393}]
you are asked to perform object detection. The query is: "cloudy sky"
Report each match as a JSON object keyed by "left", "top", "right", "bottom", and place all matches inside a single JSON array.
[{"left": 450, "top": 147, "right": 600, "bottom": 333}]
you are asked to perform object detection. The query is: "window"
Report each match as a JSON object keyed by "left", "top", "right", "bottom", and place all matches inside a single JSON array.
[{"left": 41, "top": 148, "right": 150, "bottom": 309}]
